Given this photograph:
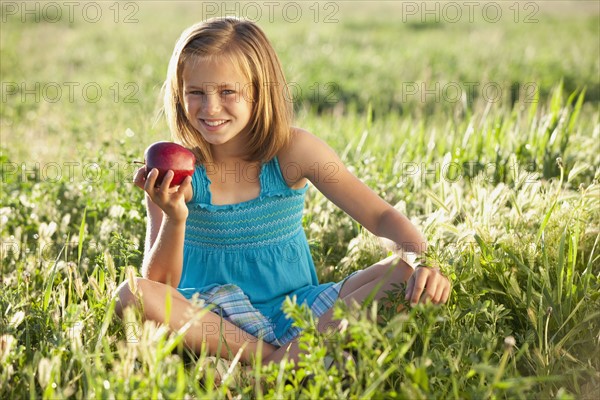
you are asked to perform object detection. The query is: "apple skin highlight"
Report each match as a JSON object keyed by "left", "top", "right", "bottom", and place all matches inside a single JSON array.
[{"left": 144, "top": 141, "right": 196, "bottom": 187}]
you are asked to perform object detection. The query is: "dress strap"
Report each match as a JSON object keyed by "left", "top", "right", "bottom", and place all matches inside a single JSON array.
[
  {"left": 260, "top": 156, "right": 296, "bottom": 196},
  {"left": 190, "top": 165, "right": 211, "bottom": 204}
]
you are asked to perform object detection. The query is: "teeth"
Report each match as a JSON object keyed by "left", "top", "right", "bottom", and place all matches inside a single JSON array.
[{"left": 203, "top": 119, "right": 227, "bottom": 127}]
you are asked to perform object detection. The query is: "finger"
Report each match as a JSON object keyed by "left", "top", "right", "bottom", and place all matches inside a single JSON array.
[
  {"left": 132, "top": 166, "right": 144, "bottom": 182},
  {"left": 169, "top": 175, "right": 192, "bottom": 200},
  {"left": 144, "top": 168, "right": 159, "bottom": 191},
  {"left": 439, "top": 275, "right": 451, "bottom": 304},
  {"left": 178, "top": 175, "right": 192, "bottom": 195},
  {"left": 432, "top": 279, "right": 445, "bottom": 304},
  {"left": 410, "top": 269, "right": 428, "bottom": 306},
  {"left": 133, "top": 166, "right": 148, "bottom": 188},
  {"left": 421, "top": 273, "right": 440, "bottom": 304},
  {"left": 440, "top": 283, "right": 451, "bottom": 304},
  {"left": 159, "top": 170, "right": 174, "bottom": 191},
  {"left": 181, "top": 174, "right": 192, "bottom": 186}
]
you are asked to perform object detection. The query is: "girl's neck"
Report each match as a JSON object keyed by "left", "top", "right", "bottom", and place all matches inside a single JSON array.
[
  {"left": 208, "top": 132, "right": 251, "bottom": 164},
  {"left": 210, "top": 149, "right": 248, "bottom": 165}
]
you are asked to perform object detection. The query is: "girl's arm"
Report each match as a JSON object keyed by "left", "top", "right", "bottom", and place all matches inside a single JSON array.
[
  {"left": 134, "top": 166, "right": 193, "bottom": 288},
  {"left": 142, "top": 192, "right": 163, "bottom": 276},
  {"left": 281, "top": 128, "right": 427, "bottom": 254},
  {"left": 281, "top": 128, "right": 449, "bottom": 305}
]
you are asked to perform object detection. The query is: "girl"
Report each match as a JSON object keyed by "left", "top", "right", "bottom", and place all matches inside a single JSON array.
[{"left": 116, "top": 17, "right": 450, "bottom": 365}]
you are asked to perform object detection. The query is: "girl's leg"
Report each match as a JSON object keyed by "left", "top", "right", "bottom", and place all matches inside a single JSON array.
[
  {"left": 264, "top": 255, "right": 412, "bottom": 364},
  {"left": 334, "top": 255, "right": 411, "bottom": 302},
  {"left": 115, "top": 278, "right": 276, "bottom": 363}
]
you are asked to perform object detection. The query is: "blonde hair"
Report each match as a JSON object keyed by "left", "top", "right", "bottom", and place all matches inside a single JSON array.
[{"left": 163, "top": 17, "right": 293, "bottom": 163}]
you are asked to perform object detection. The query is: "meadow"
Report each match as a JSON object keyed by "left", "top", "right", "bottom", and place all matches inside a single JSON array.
[{"left": 1, "top": 1, "right": 599, "bottom": 398}]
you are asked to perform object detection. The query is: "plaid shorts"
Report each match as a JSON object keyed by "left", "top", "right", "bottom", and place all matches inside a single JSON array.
[{"left": 194, "top": 273, "right": 358, "bottom": 347}]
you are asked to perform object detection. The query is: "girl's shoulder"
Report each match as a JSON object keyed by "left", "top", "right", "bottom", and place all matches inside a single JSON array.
[
  {"left": 278, "top": 126, "right": 327, "bottom": 164},
  {"left": 276, "top": 127, "right": 328, "bottom": 189}
]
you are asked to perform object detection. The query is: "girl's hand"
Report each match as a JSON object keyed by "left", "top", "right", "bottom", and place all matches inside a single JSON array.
[
  {"left": 404, "top": 266, "right": 450, "bottom": 306},
  {"left": 134, "top": 166, "right": 192, "bottom": 223}
]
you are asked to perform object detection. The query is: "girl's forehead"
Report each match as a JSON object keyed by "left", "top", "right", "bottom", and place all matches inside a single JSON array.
[{"left": 182, "top": 54, "right": 250, "bottom": 84}]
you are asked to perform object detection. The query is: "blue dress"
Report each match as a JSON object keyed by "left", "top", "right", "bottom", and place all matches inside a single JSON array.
[{"left": 177, "top": 156, "right": 348, "bottom": 346}]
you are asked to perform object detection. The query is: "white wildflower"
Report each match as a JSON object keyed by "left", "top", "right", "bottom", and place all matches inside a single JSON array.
[
  {"left": 38, "top": 221, "right": 58, "bottom": 245},
  {"left": 60, "top": 214, "right": 71, "bottom": 232},
  {"left": 338, "top": 318, "right": 349, "bottom": 334},
  {"left": 0, "top": 334, "right": 16, "bottom": 363},
  {"left": 504, "top": 335, "right": 516, "bottom": 350},
  {"left": 99, "top": 219, "right": 118, "bottom": 241},
  {"left": 0, "top": 207, "right": 12, "bottom": 225},
  {"left": 69, "top": 322, "right": 84, "bottom": 351},
  {"left": 128, "top": 209, "right": 141, "bottom": 220},
  {"left": 9, "top": 311, "right": 25, "bottom": 329},
  {"left": 109, "top": 205, "right": 125, "bottom": 219},
  {"left": 37, "top": 357, "right": 53, "bottom": 389},
  {"left": 19, "top": 194, "right": 33, "bottom": 208}
]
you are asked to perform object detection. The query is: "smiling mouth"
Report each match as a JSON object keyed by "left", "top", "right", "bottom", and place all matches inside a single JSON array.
[{"left": 201, "top": 119, "right": 228, "bottom": 127}]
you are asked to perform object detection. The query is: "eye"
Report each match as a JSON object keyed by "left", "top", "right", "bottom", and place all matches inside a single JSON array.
[
  {"left": 221, "top": 89, "right": 235, "bottom": 96},
  {"left": 187, "top": 90, "right": 204, "bottom": 96}
]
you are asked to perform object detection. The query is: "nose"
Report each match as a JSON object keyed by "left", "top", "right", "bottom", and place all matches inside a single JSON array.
[{"left": 202, "top": 93, "right": 222, "bottom": 116}]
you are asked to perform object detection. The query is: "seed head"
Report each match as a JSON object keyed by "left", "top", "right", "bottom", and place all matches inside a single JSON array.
[{"left": 504, "top": 335, "right": 516, "bottom": 351}]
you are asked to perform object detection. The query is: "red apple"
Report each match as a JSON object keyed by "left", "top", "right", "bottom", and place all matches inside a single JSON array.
[{"left": 144, "top": 141, "right": 196, "bottom": 187}]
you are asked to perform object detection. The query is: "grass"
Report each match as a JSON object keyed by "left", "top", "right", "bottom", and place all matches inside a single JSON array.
[{"left": 1, "top": 1, "right": 599, "bottom": 398}]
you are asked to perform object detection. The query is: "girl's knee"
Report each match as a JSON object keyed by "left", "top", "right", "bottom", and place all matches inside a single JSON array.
[
  {"left": 115, "top": 277, "right": 187, "bottom": 319},
  {"left": 114, "top": 277, "right": 148, "bottom": 317}
]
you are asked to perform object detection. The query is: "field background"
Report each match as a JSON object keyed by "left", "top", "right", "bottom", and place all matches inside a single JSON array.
[{"left": 1, "top": 1, "right": 599, "bottom": 398}]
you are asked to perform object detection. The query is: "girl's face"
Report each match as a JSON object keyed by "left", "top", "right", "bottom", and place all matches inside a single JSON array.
[{"left": 182, "top": 57, "right": 253, "bottom": 153}]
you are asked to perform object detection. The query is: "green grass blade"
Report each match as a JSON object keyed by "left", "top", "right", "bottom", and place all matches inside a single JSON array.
[
  {"left": 362, "top": 364, "right": 398, "bottom": 397},
  {"left": 568, "top": 88, "right": 586, "bottom": 133},
  {"left": 42, "top": 245, "right": 65, "bottom": 312},
  {"left": 94, "top": 298, "right": 116, "bottom": 352},
  {"left": 77, "top": 207, "right": 87, "bottom": 265},
  {"left": 555, "top": 228, "right": 567, "bottom": 308},
  {"left": 550, "top": 80, "right": 564, "bottom": 118},
  {"left": 536, "top": 201, "right": 557, "bottom": 243}
]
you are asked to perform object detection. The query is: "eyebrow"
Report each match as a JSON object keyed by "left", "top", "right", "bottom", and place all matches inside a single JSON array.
[{"left": 184, "top": 83, "right": 239, "bottom": 89}]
